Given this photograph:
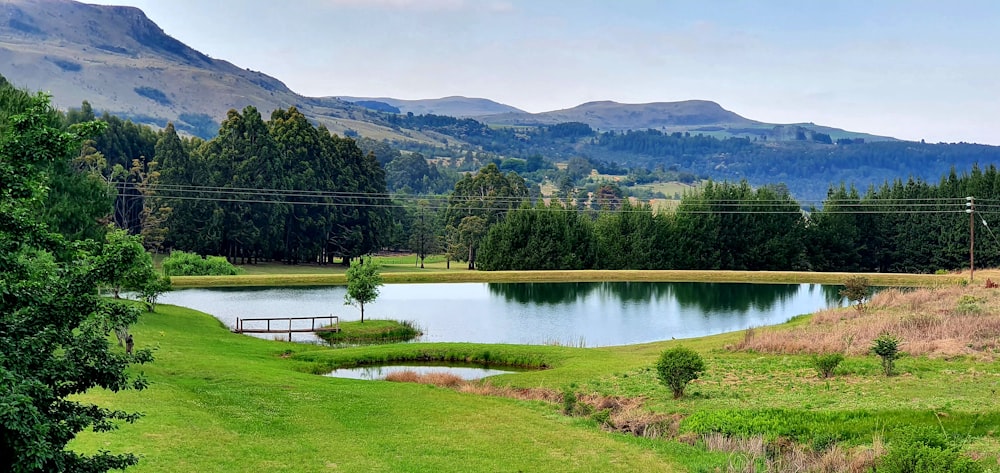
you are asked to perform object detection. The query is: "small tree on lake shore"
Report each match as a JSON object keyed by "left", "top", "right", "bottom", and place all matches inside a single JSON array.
[
  {"left": 345, "top": 257, "right": 383, "bottom": 323},
  {"left": 840, "top": 276, "right": 870, "bottom": 312},
  {"left": 656, "top": 347, "right": 705, "bottom": 399}
]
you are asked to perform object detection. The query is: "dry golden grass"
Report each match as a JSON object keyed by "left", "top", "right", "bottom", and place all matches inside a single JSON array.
[
  {"left": 701, "top": 433, "right": 883, "bottom": 473},
  {"left": 736, "top": 284, "right": 1000, "bottom": 359},
  {"left": 384, "top": 370, "right": 464, "bottom": 387}
]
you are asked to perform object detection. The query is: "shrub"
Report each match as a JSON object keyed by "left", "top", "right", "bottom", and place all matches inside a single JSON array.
[
  {"left": 812, "top": 353, "right": 844, "bottom": 379},
  {"left": 161, "top": 250, "right": 242, "bottom": 276},
  {"left": 562, "top": 390, "right": 577, "bottom": 415},
  {"left": 590, "top": 408, "right": 613, "bottom": 427},
  {"left": 839, "top": 276, "right": 870, "bottom": 312},
  {"left": 871, "top": 332, "right": 901, "bottom": 376},
  {"left": 956, "top": 294, "right": 983, "bottom": 314},
  {"left": 655, "top": 347, "right": 705, "bottom": 399},
  {"left": 878, "top": 427, "right": 982, "bottom": 473}
]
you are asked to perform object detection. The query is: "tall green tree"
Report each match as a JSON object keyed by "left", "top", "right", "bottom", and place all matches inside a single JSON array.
[
  {"left": 1, "top": 91, "right": 151, "bottom": 472},
  {"left": 478, "top": 201, "right": 596, "bottom": 270},
  {"left": 269, "top": 107, "right": 325, "bottom": 263},
  {"left": 408, "top": 199, "right": 441, "bottom": 268},
  {"left": 806, "top": 185, "right": 864, "bottom": 272},
  {"left": 445, "top": 163, "right": 528, "bottom": 269},
  {"left": 215, "top": 106, "right": 284, "bottom": 263},
  {"left": 593, "top": 200, "right": 667, "bottom": 269}
]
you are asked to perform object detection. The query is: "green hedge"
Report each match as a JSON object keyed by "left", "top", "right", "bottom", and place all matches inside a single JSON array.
[{"left": 162, "top": 251, "right": 243, "bottom": 276}]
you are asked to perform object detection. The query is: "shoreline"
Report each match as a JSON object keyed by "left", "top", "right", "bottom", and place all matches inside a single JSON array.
[{"left": 169, "top": 269, "right": 968, "bottom": 288}]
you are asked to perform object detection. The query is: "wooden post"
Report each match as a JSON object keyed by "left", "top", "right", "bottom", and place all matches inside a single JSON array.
[{"left": 967, "top": 196, "right": 975, "bottom": 282}]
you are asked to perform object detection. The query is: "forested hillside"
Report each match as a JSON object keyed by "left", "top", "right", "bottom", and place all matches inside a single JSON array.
[{"left": 375, "top": 113, "right": 1000, "bottom": 202}]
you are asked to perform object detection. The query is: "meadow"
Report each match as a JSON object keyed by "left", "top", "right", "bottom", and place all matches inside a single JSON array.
[{"left": 71, "top": 270, "right": 1000, "bottom": 472}]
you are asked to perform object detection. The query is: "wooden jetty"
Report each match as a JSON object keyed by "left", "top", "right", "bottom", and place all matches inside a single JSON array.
[{"left": 234, "top": 316, "right": 340, "bottom": 341}]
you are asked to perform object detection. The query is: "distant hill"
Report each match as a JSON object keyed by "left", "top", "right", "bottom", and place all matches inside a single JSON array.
[
  {"left": 0, "top": 0, "right": 893, "bottom": 146},
  {"left": 0, "top": 0, "right": 443, "bottom": 142},
  {"left": 338, "top": 96, "right": 524, "bottom": 117},
  {"left": 479, "top": 100, "right": 893, "bottom": 142}
]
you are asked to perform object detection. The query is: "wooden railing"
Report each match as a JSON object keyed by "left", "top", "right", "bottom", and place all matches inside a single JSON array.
[{"left": 234, "top": 316, "right": 339, "bottom": 341}]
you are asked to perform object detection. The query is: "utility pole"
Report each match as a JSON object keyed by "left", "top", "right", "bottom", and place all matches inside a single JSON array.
[{"left": 967, "top": 196, "right": 975, "bottom": 282}]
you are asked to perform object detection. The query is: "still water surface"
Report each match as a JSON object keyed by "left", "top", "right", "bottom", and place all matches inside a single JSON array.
[
  {"left": 161, "top": 282, "right": 844, "bottom": 347},
  {"left": 326, "top": 364, "right": 515, "bottom": 381}
]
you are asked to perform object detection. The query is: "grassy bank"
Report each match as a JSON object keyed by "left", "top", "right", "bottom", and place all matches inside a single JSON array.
[
  {"left": 316, "top": 319, "right": 421, "bottom": 345},
  {"left": 70, "top": 283, "right": 1000, "bottom": 471},
  {"left": 170, "top": 268, "right": 970, "bottom": 288}
]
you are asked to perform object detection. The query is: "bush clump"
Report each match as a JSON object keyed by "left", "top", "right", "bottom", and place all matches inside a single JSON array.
[
  {"left": 878, "top": 427, "right": 982, "bottom": 473},
  {"left": 161, "top": 250, "right": 242, "bottom": 276},
  {"left": 812, "top": 353, "right": 844, "bottom": 379},
  {"left": 655, "top": 347, "right": 705, "bottom": 399}
]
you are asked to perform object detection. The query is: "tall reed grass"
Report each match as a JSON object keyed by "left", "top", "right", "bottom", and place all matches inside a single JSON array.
[{"left": 735, "top": 285, "right": 1000, "bottom": 359}]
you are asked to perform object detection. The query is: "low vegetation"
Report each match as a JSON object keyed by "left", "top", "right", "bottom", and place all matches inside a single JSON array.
[
  {"left": 161, "top": 250, "right": 242, "bottom": 276},
  {"left": 315, "top": 319, "right": 421, "bottom": 345},
  {"left": 812, "top": 353, "right": 844, "bottom": 379}
]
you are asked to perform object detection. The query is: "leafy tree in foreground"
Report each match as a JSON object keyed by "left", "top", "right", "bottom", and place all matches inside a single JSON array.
[
  {"left": 655, "top": 347, "right": 705, "bottom": 399},
  {"left": 94, "top": 224, "right": 158, "bottom": 299},
  {"left": 0, "top": 91, "right": 152, "bottom": 472},
  {"left": 344, "top": 257, "right": 383, "bottom": 323}
]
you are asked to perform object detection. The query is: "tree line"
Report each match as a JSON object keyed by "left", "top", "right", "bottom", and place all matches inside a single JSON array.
[
  {"left": 56, "top": 102, "right": 397, "bottom": 264},
  {"left": 477, "top": 171, "right": 1000, "bottom": 273}
]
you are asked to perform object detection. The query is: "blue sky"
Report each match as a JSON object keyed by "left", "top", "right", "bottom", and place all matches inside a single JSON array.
[{"left": 87, "top": 0, "right": 1000, "bottom": 144}]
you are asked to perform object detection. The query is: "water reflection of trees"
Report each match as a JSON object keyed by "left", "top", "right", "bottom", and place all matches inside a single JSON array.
[
  {"left": 488, "top": 282, "right": 809, "bottom": 312},
  {"left": 487, "top": 282, "right": 599, "bottom": 305},
  {"left": 669, "top": 282, "right": 800, "bottom": 313}
]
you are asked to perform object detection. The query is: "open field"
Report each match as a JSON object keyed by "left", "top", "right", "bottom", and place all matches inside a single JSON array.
[
  {"left": 630, "top": 180, "right": 701, "bottom": 199},
  {"left": 70, "top": 277, "right": 1000, "bottom": 471}
]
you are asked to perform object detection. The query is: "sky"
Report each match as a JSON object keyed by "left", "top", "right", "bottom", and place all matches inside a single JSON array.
[{"left": 86, "top": 0, "right": 1000, "bottom": 145}]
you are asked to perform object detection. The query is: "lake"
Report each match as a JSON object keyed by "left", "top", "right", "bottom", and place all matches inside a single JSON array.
[{"left": 160, "top": 282, "right": 845, "bottom": 347}]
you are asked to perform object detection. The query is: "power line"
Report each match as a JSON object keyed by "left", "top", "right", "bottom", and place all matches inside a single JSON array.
[{"left": 107, "top": 182, "right": 1000, "bottom": 215}]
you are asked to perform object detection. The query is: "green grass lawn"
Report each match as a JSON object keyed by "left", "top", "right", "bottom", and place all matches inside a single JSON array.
[
  {"left": 70, "top": 296, "right": 1000, "bottom": 471},
  {"left": 70, "top": 304, "right": 693, "bottom": 472}
]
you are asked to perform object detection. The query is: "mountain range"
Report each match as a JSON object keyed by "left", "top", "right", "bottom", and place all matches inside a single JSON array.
[{"left": 1, "top": 0, "right": 891, "bottom": 144}]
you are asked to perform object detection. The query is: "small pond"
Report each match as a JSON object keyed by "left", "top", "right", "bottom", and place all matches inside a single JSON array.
[
  {"left": 326, "top": 364, "right": 515, "bottom": 381},
  {"left": 160, "top": 281, "right": 845, "bottom": 346}
]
